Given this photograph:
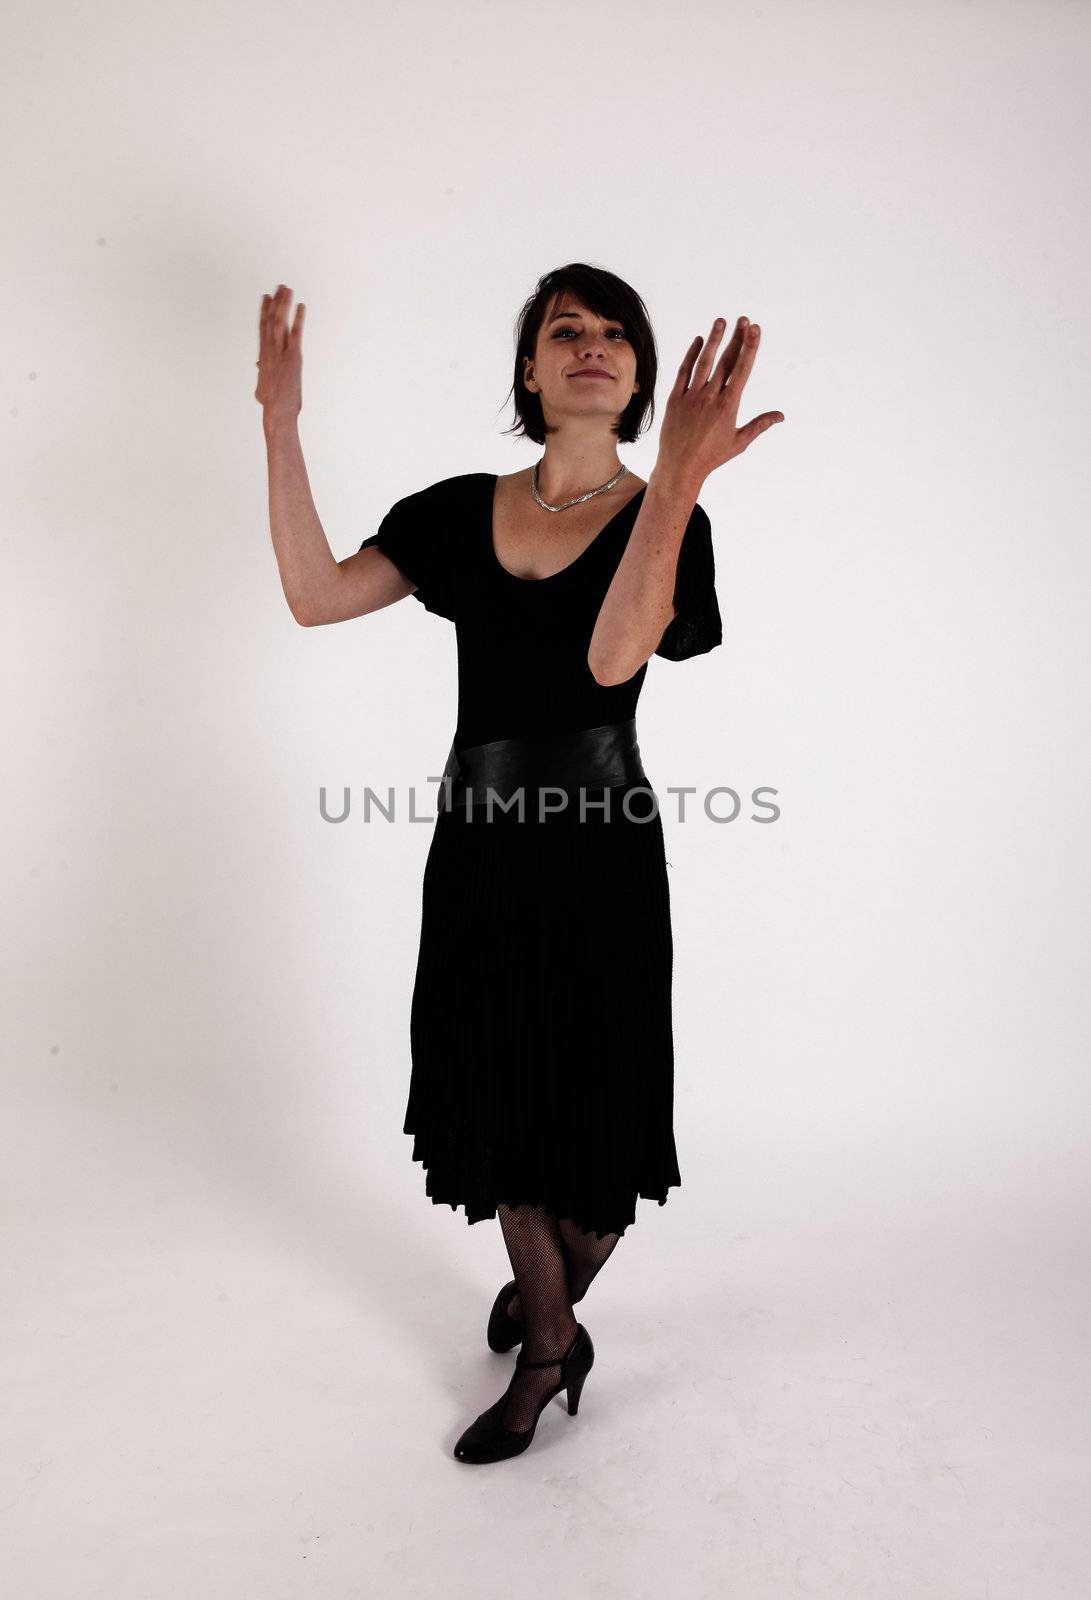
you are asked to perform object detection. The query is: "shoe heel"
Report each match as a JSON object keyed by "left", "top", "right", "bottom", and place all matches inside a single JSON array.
[{"left": 564, "top": 1328, "right": 594, "bottom": 1415}]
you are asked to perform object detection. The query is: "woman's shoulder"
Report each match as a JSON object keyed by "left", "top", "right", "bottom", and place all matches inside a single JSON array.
[
  {"left": 395, "top": 467, "right": 489, "bottom": 499},
  {"left": 371, "top": 473, "right": 493, "bottom": 547}
]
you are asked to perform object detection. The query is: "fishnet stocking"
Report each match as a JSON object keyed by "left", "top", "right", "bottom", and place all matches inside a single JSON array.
[
  {"left": 504, "top": 1214, "right": 621, "bottom": 1319},
  {"left": 496, "top": 1202, "right": 579, "bottom": 1432},
  {"left": 559, "top": 1215, "right": 622, "bottom": 1302}
]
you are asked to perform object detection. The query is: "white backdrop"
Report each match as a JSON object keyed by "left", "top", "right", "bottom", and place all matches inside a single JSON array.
[{"left": 2, "top": 1, "right": 1088, "bottom": 1595}]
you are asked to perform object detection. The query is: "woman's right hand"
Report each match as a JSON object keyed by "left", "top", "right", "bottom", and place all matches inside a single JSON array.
[{"left": 255, "top": 284, "right": 305, "bottom": 426}]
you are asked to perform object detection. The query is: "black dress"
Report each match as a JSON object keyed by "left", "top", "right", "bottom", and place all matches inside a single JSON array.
[{"left": 359, "top": 472, "right": 722, "bottom": 1241}]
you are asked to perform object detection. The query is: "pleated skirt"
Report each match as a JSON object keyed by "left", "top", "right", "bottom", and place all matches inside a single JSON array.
[{"left": 402, "top": 781, "right": 681, "bottom": 1240}]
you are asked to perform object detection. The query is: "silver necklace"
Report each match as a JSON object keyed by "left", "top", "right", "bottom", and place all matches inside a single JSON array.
[{"left": 530, "top": 458, "right": 629, "bottom": 513}]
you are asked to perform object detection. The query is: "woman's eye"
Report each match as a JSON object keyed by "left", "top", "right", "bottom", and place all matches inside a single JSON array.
[{"left": 552, "top": 328, "right": 627, "bottom": 339}]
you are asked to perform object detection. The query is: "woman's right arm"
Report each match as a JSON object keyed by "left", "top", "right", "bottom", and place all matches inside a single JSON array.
[{"left": 257, "top": 285, "right": 417, "bottom": 626}]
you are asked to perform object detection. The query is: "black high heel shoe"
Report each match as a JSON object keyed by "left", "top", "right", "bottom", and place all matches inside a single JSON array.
[
  {"left": 486, "top": 1278, "right": 524, "bottom": 1352},
  {"left": 453, "top": 1324, "right": 595, "bottom": 1464}
]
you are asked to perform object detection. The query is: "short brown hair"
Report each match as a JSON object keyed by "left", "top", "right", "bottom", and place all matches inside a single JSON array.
[{"left": 502, "top": 262, "right": 658, "bottom": 447}]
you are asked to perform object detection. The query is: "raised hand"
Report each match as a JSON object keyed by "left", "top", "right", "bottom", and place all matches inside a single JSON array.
[
  {"left": 255, "top": 284, "right": 306, "bottom": 426},
  {"left": 656, "top": 315, "right": 784, "bottom": 491}
]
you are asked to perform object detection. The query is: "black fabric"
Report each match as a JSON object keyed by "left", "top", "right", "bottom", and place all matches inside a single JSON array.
[
  {"left": 358, "top": 481, "right": 457, "bottom": 621},
  {"left": 654, "top": 502, "right": 723, "bottom": 662},
  {"left": 360, "top": 472, "right": 722, "bottom": 1240},
  {"left": 437, "top": 718, "right": 648, "bottom": 815},
  {"left": 360, "top": 472, "right": 722, "bottom": 747}
]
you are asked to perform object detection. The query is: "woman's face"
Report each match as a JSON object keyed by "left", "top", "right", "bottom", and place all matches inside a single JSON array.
[{"left": 523, "top": 293, "right": 639, "bottom": 427}]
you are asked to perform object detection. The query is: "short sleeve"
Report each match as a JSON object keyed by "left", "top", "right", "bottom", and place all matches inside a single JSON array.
[
  {"left": 358, "top": 484, "right": 455, "bottom": 622},
  {"left": 654, "top": 501, "right": 723, "bottom": 661}
]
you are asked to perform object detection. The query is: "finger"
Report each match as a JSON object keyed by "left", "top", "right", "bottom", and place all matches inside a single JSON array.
[
  {"left": 262, "top": 287, "right": 279, "bottom": 348},
  {"left": 735, "top": 408, "right": 785, "bottom": 449},
  {"left": 694, "top": 316, "right": 727, "bottom": 386},
  {"left": 668, "top": 334, "right": 704, "bottom": 400},
  {"left": 712, "top": 316, "right": 748, "bottom": 387},
  {"left": 724, "top": 322, "right": 761, "bottom": 396},
  {"left": 259, "top": 292, "right": 272, "bottom": 345},
  {"left": 291, "top": 301, "right": 306, "bottom": 342},
  {"left": 273, "top": 285, "right": 291, "bottom": 351}
]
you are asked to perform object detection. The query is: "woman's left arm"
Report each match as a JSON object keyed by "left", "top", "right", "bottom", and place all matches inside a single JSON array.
[{"left": 587, "top": 314, "right": 784, "bottom": 685}]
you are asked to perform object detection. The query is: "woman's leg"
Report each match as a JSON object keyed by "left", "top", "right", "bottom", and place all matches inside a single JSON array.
[
  {"left": 557, "top": 1216, "right": 622, "bottom": 1304},
  {"left": 496, "top": 1202, "right": 579, "bottom": 1431},
  {"left": 504, "top": 1215, "right": 622, "bottom": 1317}
]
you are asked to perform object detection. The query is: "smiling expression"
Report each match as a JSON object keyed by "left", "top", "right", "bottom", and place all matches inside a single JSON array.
[{"left": 522, "top": 293, "right": 640, "bottom": 423}]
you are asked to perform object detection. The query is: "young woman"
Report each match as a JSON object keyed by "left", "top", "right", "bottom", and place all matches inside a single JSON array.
[{"left": 256, "top": 263, "right": 783, "bottom": 1464}]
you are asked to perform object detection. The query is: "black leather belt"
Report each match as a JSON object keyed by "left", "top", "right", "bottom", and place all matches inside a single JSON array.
[{"left": 437, "top": 718, "right": 652, "bottom": 816}]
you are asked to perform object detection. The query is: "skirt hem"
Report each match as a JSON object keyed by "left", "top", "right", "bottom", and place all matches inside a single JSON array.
[{"left": 405, "top": 1140, "right": 681, "bottom": 1242}]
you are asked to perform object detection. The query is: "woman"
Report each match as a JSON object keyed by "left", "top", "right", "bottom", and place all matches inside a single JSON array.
[{"left": 256, "top": 263, "right": 783, "bottom": 1463}]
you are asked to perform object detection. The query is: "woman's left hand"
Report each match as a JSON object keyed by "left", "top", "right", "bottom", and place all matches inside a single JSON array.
[{"left": 655, "top": 315, "right": 784, "bottom": 491}]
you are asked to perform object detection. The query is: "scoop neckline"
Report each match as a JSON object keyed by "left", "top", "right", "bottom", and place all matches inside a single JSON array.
[{"left": 487, "top": 472, "right": 648, "bottom": 583}]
